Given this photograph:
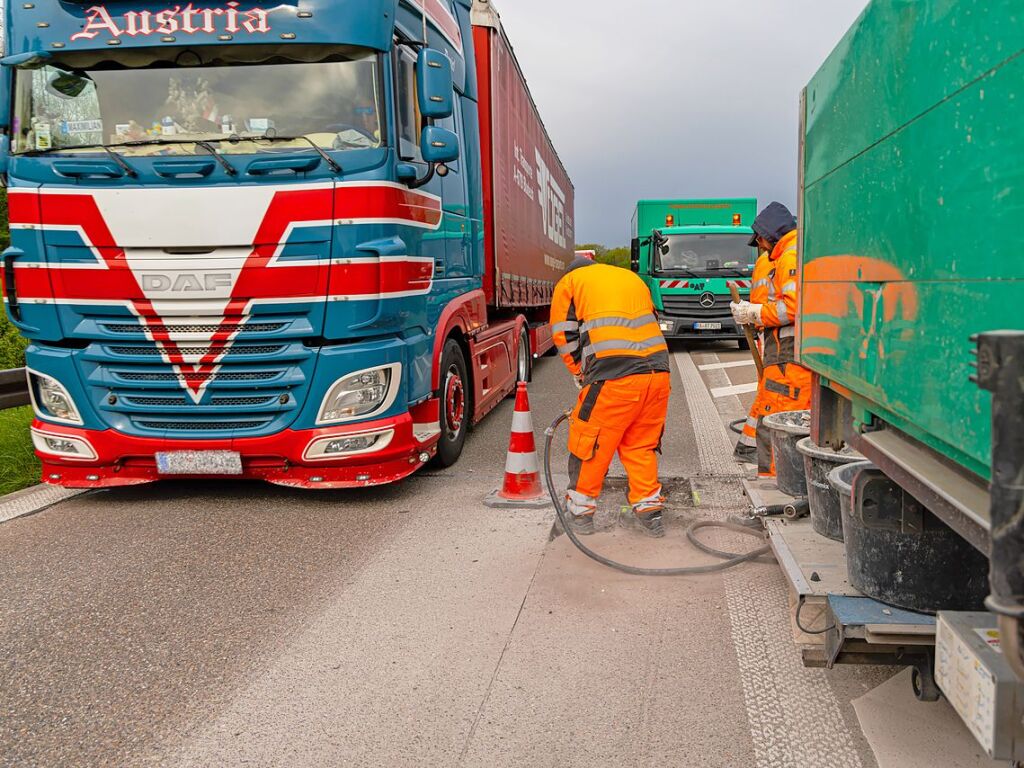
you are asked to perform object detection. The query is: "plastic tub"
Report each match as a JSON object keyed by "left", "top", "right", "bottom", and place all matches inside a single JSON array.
[
  {"left": 829, "top": 461, "right": 988, "bottom": 613},
  {"left": 796, "top": 437, "right": 863, "bottom": 541},
  {"left": 763, "top": 410, "right": 811, "bottom": 497}
]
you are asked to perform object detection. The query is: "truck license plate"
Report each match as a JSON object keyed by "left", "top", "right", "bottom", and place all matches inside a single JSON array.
[
  {"left": 693, "top": 322, "right": 722, "bottom": 331},
  {"left": 156, "top": 450, "right": 243, "bottom": 475}
]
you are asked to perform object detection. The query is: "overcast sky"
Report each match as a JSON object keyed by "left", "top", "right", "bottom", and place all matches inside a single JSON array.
[{"left": 497, "top": 0, "right": 869, "bottom": 247}]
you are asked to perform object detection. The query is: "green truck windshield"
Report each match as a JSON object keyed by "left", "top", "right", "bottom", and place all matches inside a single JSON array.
[{"left": 655, "top": 233, "right": 755, "bottom": 275}]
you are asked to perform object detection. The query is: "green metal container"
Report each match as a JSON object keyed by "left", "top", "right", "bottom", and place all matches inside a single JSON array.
[{"left": 800, "top": 0, "right": 1024, "bottom": 482}]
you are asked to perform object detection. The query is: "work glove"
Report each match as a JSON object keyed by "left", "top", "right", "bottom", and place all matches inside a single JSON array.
[
  {"left": 730, "top": 301, "right": 763, "bottom": 326},
  {"left": 573, "top": 374, "right": 584, "bottom": 391}
]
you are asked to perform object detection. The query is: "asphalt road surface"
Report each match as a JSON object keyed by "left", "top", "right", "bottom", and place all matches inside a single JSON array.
[{"left": 0, "top": 342, "right": 986, "bottom": 768}]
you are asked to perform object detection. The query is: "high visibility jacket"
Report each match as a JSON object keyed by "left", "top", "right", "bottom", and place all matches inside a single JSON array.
[
  {"left": 760, "top": 229, "right": 799, "bottom": 367},
  {"left": 749, "top": 250, "right": 772, "bottom": 306},
  {"left": 551, "top": 263, "right": 670, "bottom": 385}
]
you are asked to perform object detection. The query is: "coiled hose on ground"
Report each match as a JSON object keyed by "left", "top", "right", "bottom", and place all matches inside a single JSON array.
[{"left": 543, "top": 412, "right": 772, "bottom": 576}]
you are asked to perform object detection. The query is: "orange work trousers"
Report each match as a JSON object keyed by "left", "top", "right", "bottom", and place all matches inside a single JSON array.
[
  {"left": 754, "top": 362, "right": 812, "bottom": 477},
  {"left": 566, "top": 372, "right": 671, "bottom": 516}
]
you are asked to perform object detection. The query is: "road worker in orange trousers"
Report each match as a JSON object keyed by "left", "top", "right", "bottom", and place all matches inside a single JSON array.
[
  {"left": 551, "top": 258, "right": 672, "bottom": 537},
  {"left": 733, "top": 246, "right": 772, "bottom": 463},
  {"left": 730, "top": 202, "right": 812, "bottom": 477}
]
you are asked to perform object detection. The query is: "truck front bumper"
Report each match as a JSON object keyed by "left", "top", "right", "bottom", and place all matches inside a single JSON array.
[
  {"left": 31, "top": 406, "right": 441, "bottom": 490},
  {"left": 658, "top": 316, "right": 745, "bottom": 340}
]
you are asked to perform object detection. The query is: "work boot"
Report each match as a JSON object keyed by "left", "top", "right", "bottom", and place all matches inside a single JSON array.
[
  {"left": 636, "top": 509, "right": 665, "bottom": 538},
  {"left": 565, "top": 512, "right": 596, "bottom": 536},
  {"left": 733, "top": 443, "right": 757, "bottom": 463}
]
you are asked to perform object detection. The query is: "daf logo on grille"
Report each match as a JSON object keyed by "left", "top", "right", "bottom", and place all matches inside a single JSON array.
[{"left": 699, "top": 292, "right": 716, "bottom": 308}]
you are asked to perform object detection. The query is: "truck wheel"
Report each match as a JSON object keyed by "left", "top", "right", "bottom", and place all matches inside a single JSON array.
[
  {"left": 516, "top": 327, "right": 532, "bottom": 383},
  {"left": 433, "top": 339, "right": 469, "bottom": 467},
  {"left": 738, "top": 338, "right": 750, "bottom": 350}
]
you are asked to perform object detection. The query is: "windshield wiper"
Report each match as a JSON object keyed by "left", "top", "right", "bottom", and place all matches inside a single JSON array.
[
  {"left": 194, "top": 140, "right": 237, "bottom": 176},
  {"left": 702, "top": 267, "right": 750, "bottom": 277},
  {"left": 29, "top": 143, "right": 137, "bottom": 178},
  {"left": 658, "top": 267, "right": 702, "bottom": 279},
  {"left": 255, "top": 132, "right": 342, "bottom": 174},
  {"left": 121, "top": 137, "right": 238, "bottom": 176}
]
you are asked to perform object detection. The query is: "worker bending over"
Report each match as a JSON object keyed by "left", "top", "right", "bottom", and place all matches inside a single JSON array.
[
  {"left": 733, "top": 245, "right": 771, "bottom": 463},
  {"left": 551, "top": 258, "right": 672, "bottom": 537},
  {"left": 730, "top": 202, "right": 812, "bottom": 476}
]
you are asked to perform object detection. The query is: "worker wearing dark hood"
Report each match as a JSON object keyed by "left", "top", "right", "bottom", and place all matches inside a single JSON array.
[
  {"left": 730, "top": 202, "right": 812, "bottom": 476},
  {"left": 550, "top": 259, "right": 672, "bottom": 537}
]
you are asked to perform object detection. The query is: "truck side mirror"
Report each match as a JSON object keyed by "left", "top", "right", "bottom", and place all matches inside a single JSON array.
[
  {"left": 416, "top": 49, "right": 454, "bottom": 120},
  {"left": 0, "top": 68, "right": 10, "bottom": 135},
  {"left": 420, "top": 125, "right": 460, "bottom": 164},
  {"left": 630, "top": 238, "right": 640, "bottom": 272}
]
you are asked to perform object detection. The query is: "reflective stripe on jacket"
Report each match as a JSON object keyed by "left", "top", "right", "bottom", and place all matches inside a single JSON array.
[
  {"left": 551, "top": 263, "right": 670, "bottom": 385},
  {"left": 760, "top": 230, "right": 799, "bottom": 366}
]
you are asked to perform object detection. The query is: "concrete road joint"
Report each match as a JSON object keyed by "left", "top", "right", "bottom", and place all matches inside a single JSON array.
[
  {"left": 0, "top": 483, "right": 89, "bottom": 526},
  {"left": 456, "top": 539, "right": 549, "bottom": 767},
  {"left": 683, "top": 350, "right": 866, "bottom": 768}
]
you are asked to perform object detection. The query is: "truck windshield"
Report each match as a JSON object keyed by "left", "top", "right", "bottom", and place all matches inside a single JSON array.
[
  {"left": 655, "top": 233, "right": 756, "bottom": 276},
  {"left": 12, "top": 55, "right": 383, "bottom": 156}
]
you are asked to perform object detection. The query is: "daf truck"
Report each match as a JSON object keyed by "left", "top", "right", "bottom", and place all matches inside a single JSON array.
[{"left": 0, "top": 0, "right": 574, "bottom": 488}]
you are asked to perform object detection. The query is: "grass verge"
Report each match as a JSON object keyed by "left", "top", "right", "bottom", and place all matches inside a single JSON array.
[{"left": 0, "top": 406, "right": 40, "bottom": 495}]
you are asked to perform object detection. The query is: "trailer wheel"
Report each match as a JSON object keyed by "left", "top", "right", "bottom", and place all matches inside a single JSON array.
[
  {"left": 516, "top": 327, "right": 532, "bottom": 384},
  {"left": 911, "top": 663, "right": 941, "bottom": 702}
]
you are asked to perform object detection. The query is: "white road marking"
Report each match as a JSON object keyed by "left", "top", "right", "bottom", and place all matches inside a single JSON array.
[
  {"left": 698, "top": 359, "right": 756, "bottom": 371},
  {"left": 0, "top": 483, "right": 87, "bottom": 526},
  {"left": 678, "top": 348, "right": 866, "bottom": 768},
  {"left": 711, "top": 382, "right": 758, "bottom": 398}
]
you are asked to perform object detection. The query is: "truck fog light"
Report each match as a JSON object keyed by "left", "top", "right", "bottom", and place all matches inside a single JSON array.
[
  {"left": 317, "top": 363, "right": 401, "bottom": 424},
  {"left": 31, "top": 429, "right": 97, "bottom": 460},
  {"left": 659, "top": 320, "right": 674, "bottom": 332},
  {"left": 326, "top": 435, "right": 378, "bottom": 454},
  {"left": 29, "top": 370, "right": 84, "bottom": 425},
  {"left": 304, "top": 429, "right": 395, "bottom": 461}
]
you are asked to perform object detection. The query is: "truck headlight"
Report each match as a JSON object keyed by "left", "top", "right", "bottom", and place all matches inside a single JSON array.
[
  {"left": 316, "top": 363, "right": 401, "bottom": 424},
  {"left": 29, "top": 370, "right": 83, "bottom": 425}
]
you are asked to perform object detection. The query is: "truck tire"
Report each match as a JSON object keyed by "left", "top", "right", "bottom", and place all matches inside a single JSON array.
[
  {"left": 738, "top": 338, "right": 750, "bottom": 350},
  {"left": 516, "top": 327, "right": 532, "bottom": 384},
  {"left": 433, "top": 338, "right": 469, "bottom": 467}
]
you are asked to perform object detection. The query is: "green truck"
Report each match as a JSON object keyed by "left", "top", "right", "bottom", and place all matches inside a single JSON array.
[
  {"left": 802, "top": 0, "right": 1024, "bottom": 685},
  {"left": 630, "top": 198, "right": 757, "bottom": 344}
]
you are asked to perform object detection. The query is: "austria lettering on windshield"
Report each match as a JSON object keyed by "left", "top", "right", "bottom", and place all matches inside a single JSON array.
[{"left": 70, "top": 3, "right": 274, "bottom": 41}]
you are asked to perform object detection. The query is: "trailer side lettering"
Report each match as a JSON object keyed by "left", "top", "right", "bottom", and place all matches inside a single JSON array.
[{"left": 535, "top": 150, "right": 567, "bottom": 250}]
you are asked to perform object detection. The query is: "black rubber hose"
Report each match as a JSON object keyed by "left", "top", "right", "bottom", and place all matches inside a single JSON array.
[
  {"left": 728, "top": 417, "right": 745, "bottom": 435},
  {"left": 543, "top": 412, "right": 772, "bottom": 576}
]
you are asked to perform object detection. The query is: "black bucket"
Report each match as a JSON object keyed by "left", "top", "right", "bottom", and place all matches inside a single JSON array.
[
  {"left": 829, "top": 461, "right": 989, "bottom": 613},
  {"left": 796, "top": 437, "right": 863, "bottom": 541},
  {"left": 764, "top": 410, "right": 811, "bottom": 497}
]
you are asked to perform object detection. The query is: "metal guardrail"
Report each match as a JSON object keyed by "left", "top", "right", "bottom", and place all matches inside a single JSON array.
[{"left": 0, "top": 367, "right": 29, "bottom": 410}]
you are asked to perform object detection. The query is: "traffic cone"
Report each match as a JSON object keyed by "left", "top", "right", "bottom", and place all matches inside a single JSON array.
[{"left": 484, "top": 382, "right": 551, "bottom": 509}]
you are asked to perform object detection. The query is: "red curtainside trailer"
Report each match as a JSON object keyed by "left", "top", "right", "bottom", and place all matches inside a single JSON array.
[{"left": 473, "top": 2, "right": 575, "bottom": 320}]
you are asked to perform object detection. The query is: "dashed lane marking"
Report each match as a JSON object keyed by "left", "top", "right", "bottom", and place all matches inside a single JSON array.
[
  {"left": 711, "top": 382, "right": 758, "bottom": 398},
  {"left": 698, "top": 359, "right": 756, "bottom": 371},
  {"left": 676, "top": 349, "right": 867, "bottom": 768}
]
